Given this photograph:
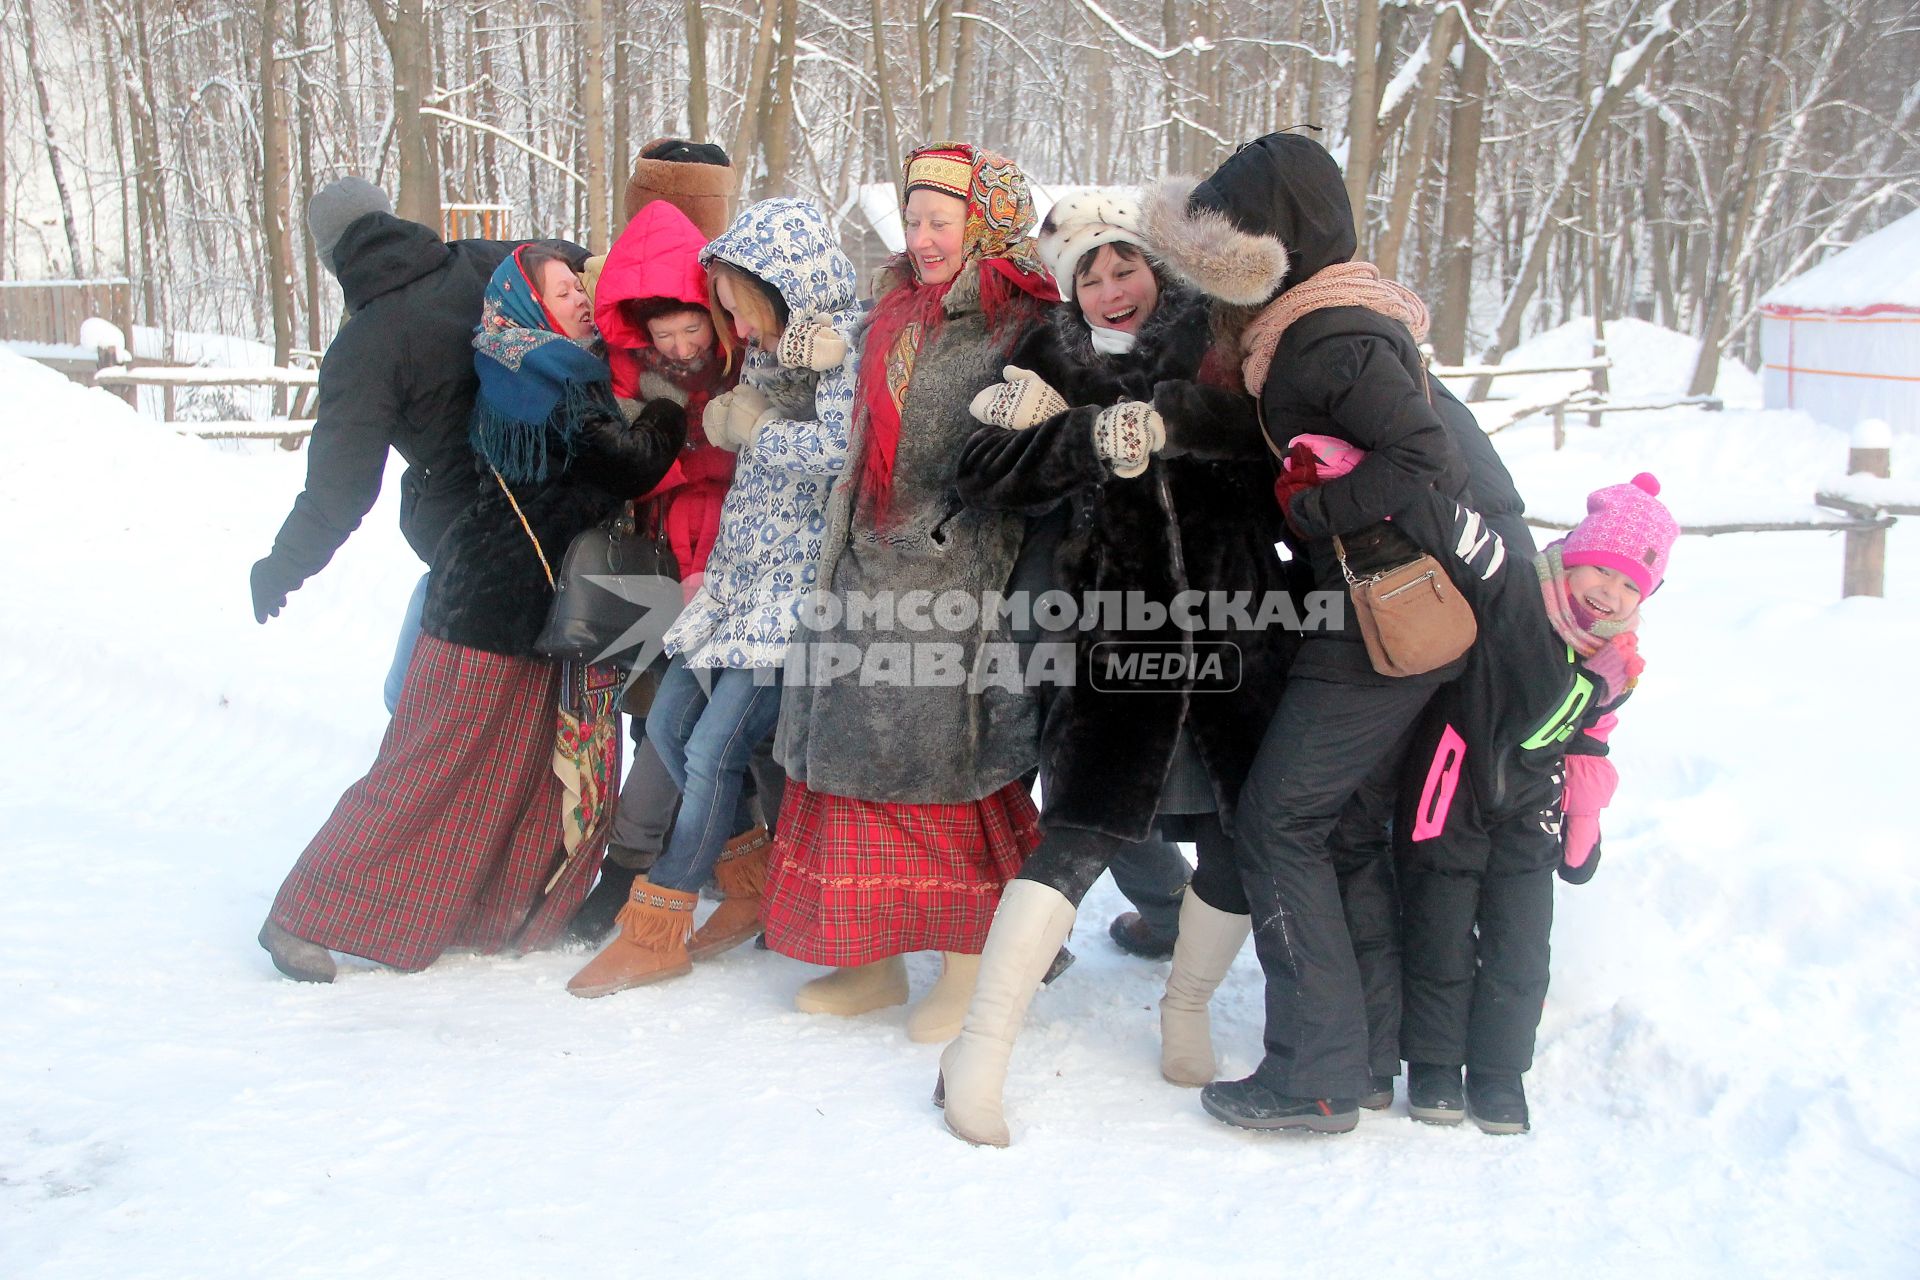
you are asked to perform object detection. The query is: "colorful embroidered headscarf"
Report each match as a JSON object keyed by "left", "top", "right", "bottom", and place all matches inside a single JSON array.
[
  {"left": 470, "top": 244, "right": 616, "bottom": 484},
  {"left": 858, "top": 142, "right": 1059, "bottom": 517}
]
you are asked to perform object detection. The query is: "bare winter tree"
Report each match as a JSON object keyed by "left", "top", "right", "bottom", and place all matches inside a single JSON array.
[{"left": 1, "top": 0, "right": 1913, "bottom": 396}]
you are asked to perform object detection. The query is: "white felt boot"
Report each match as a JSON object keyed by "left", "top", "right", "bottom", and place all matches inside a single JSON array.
[
  {"left": 794, "top": 955, "right": 909, "bottom": 1015},
  {"left": 906, "top": 952, "right": 982, "bottom": 1043},
  {"left": 935, "top": 881, "right": 1077, "bottom": 1147},
  {"left": 1158, "top": 892, "right": 1252, "bottom": 1086}
]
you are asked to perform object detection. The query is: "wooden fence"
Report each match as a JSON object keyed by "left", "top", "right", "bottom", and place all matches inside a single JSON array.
[{"left": 0, "top": 278, "right": 134, "bottom": 346}]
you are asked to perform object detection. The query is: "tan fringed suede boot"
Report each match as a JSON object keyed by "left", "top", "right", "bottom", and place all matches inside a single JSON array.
[
  {"left": 793, "top": 956, "right": 909, "bottom": 1016},
  {"left": 565, "top": 880, "right": 697, "bottom": 997},
  {"left": 688, "top": 826, "right": 772, "bottom": 961}
]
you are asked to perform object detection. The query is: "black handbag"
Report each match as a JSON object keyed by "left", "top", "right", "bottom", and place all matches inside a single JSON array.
[
  {"left": 488, "top": 467, "right": 681, "bottom": 669},
  {"left": 534, "top": 498, "right": 680, "bottom": 666}
]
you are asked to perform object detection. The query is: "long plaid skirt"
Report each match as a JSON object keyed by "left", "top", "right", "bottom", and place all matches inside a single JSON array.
[
  {"left": 762, "top": 779, "right": 1040, "bottom": 965},
  {"left": 267, "top": 633, "right": 614, "bottom": 970}
]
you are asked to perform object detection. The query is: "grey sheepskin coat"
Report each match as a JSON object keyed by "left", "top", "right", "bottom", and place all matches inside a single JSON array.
[{"left": 776, "top": 261, "right": 1044, "bottom": 803}]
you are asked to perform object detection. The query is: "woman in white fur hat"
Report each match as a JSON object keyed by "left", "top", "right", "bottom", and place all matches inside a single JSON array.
[{"left": 934, "top": 187, "right": 1302, "bottom": 1146}]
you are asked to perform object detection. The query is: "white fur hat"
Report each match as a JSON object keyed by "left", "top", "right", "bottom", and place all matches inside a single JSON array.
[{"left": 1036, "top": 187, "right": 1150, "bottom": 301}]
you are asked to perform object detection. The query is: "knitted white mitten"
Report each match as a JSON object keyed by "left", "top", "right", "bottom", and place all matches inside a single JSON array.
[
  {"left": 967, "top": 365, "right": 1069, "bottom": 430},
  {"left": 702, "top": 383, "right": 774, "bottom": 451},
  {"left": 1092, "top": 401, "right": 1166, "bottom": 478},
  {"left": 775, "top": 319, "right": 849, "bottom": 371}
]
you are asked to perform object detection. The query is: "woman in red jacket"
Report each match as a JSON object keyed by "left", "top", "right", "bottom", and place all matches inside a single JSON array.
[{"left": 568, "top": 198, "right": 764, "bottom": 941}]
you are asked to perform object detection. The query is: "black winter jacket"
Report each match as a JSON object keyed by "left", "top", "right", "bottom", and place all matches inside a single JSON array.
[
  {"left": 956, "top": 288, "right": 1298, "bottom": 841},
  {"left": 262, "top": 215, "right": 525, "bottom": 588},
  {"left": 420, "top": 390, "right": 681, "bottom": 659}
]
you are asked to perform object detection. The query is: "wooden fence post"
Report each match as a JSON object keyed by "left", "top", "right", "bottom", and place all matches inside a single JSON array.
[{"left": 1843, "top": 419, "right": 1891, "bottom": 598}]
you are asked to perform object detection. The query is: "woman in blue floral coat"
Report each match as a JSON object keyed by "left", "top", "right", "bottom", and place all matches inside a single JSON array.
[{"left": 568, "top": 198, "right": 861, "bottom": 996}]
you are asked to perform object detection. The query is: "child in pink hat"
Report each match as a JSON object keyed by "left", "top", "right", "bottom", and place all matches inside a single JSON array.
[
  {"left": 1392, "top": 471, "right": 1677, "bottom": 1135},
  {"left": 1535, "top": 472, "right": 1679, "bottom": 882}
]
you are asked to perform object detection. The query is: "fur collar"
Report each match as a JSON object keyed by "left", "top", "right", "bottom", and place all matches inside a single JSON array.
[
  {"left": 1140, "top": 176, "right": 1291, "bottom": 307},
  {"left": 1048, "top": 282, "right": 1212, "bottom": 373}
]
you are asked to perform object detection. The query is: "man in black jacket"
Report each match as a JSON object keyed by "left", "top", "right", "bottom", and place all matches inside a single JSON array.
[{"left": 249, "top": 178, "right": 526, "bottom": 704}]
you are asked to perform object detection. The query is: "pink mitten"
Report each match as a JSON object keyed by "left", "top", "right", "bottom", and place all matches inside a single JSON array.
[
  {"left": 1286, "top": 433, "right": 1367, "bottom": 480},
  {"left": 1579, "top": 632, "right": 1643, "bottom": 705},
  {"left": 1559, "top": 753, "right": 1618, "bottom": 884}
]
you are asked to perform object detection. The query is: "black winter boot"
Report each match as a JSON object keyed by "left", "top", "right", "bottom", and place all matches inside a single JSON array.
[
  {"left": 566, "top": 857, "right": 643, "bottom": 945},
  {"left": 1408, "top": 1062, "right": 1466, "bottom": 1125},
  {"left": 1359, "top": 1075, "right": 1395, "bottom": 1110},
  {"left": 1200, "top": 1077, "right": 1358, "bottom": 1133},
  {"left": 1466, "top": 1069, "right": 1530, "bottom": 1134},
  {"left": 1108, "top": 911, "right": 1177, "bottom": 961}
]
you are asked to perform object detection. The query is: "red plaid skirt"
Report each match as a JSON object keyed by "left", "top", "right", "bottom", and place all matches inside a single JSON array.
[
  {"left": 762, "top": 779, "right": 1040, "bottom": 965},
  {"left": 268, "top": 633, "right": 613, "bottom": 970}
]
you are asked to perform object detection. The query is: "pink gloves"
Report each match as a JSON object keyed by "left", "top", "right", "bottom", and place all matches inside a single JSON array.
[
  {"left": 1559, "top": 751, "right": 1619, "bottom": 884},
  {"left": 1579, "top": 632, "right": 1644, "bottom": 706}
]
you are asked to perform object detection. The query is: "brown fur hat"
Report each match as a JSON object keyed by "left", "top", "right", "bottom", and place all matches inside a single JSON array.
[{"left": 622, "top": 138, "right": 736, "bottom": 239}]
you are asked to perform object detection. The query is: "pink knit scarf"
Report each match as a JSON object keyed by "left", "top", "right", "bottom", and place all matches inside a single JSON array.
[{"left": 1240, "top": 261, "right": 1431, "bottom": 393}]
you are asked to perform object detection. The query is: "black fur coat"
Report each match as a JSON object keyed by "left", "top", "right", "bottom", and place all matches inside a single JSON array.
[
  {"left": 956, "top": 287, "right": 1301, "bottom": 842},
  {"left": 421, "top": 398, "right": 681, "bottom": 658}
]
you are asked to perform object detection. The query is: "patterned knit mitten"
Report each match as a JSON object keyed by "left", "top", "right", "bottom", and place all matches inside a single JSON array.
[
  {"left": 1092, "top": 401, "right": 1166, "bottom": 478},
  {"left": 775, "top": 319, "right": 848, "bottom": 371},
  {"left": 968, "top": 365, "right": 1069, "bottom": 430}
]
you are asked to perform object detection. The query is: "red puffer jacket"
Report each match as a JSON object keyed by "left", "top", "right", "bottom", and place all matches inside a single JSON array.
[{"left": 595, "top": 200, "right": 740, "bottom": 594}]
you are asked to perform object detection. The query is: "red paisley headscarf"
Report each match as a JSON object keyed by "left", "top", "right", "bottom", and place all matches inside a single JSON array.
[{"left": 857, "top": 142, "right": 1059, "bottom": 519}]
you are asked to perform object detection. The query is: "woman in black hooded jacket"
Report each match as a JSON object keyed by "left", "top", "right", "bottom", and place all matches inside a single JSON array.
[
  {"left": 935, "top": 190, "right": 1295, "bottom": 1147},
  {"left": 1141, "top": 132, "right": 1479, "bottom": 1133}
]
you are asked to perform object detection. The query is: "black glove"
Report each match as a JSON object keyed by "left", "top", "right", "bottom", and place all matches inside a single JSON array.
[
  {"left": 633, "top": 397, "right": 689, "bottom": 449},
  {"left": 1153, "top": 379, "right": 1265, "bottom": 460},
  {"left": 250, "top": 556, "right": 299, "bottom": 624}
]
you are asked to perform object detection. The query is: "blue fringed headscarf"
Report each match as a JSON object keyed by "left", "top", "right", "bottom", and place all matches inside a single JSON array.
[{"left": 470, "top": 245, "right": 616, "bottom": 484}]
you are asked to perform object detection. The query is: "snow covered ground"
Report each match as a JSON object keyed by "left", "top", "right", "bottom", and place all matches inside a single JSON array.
[{"left": 3, "top": 343, "right": 1917, "bottom": 1278}]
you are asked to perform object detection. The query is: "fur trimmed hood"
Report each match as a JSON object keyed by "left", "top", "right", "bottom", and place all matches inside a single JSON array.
[
  {"left": 1140, "top": 177, "right": 1290, "bottom": 307},
  {"left": 1142, "top": 133, "right": 1357, "bottom": 306}
]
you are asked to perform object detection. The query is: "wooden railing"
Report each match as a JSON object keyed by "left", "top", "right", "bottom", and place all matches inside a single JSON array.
[{"left": 92, "top": 363, "right": 319, "bottom": 449}]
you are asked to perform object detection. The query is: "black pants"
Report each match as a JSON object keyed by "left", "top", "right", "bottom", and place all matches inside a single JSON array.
[
  {"left": 1398, "top": 762, "right": 1560, "bottom": 1074},
  {"left": 1018, "top": 813, "right": 1246, "bottom": 916},
  {"left": 1233, "top": 676, "right": 1438, "bottom": 1099},
  {"left": 1326, "top": 772, "right": 1404, "bottom": 1079}
]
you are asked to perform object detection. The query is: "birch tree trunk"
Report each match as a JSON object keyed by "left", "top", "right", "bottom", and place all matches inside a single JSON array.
[
  {"left": 368, "top": 0, "right": 441, "bottom": 230},
  {"left": 1432, "top": 0, "right": 1489, "bottom": 365},
  {"left": 685, "top": 0, "right": 709, "bottom": 141},
  {"left": 1343, "top": 0, "right": 1381, "bottom": 247},
  {"left": 1375, "top": 4, "right": 1460, "bottom": 278},
  {"left": 21, "top": 0, "right": 86, "bottom": 276},
  {"left": 1475, "top": 0, "right": 1683, "bottom": 389},
  {"left": 1687, "top": 0, "right": 1803, "bottom": 395},
  {"left": 261, "top": 0, "right": 296, "bottom": 411},
  {"left": 580, "top": 0, "right": 609, "bottom": 248},
  {"left": 729, "top": 0, "right": 780, "bottom": 195},
  {"left": 760, "top": 0, "right": 798, "bottom": 197},
  {"left": 869, "top": 0, "right": 904, "bottom": 200}
]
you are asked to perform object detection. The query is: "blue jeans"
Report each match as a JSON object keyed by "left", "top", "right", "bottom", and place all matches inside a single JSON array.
[
  {"left": 644, "top": 658, "right": 782, "bottom": 894},
  {"left": 384, "top": 573, "right": 431, "bottom": 713}
]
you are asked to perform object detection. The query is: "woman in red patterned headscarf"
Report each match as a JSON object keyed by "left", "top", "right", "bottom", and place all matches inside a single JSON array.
[{"left": 764, "top": 143, "right": 1058, "bottom": 1043}]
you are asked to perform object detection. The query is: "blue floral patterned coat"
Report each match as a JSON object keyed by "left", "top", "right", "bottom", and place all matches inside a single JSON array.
[{"left": 662, "top": 199, "right": 861, "bottom": 669}]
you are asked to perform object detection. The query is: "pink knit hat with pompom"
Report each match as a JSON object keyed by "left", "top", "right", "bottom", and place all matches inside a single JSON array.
[{"left": 1563, "top": 473, "right": 1678, "bottom": 596}]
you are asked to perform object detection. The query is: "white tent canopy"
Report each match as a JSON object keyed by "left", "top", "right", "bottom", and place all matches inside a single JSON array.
[{"left": 1759, "top": 208, "right": 1920, "bottom": 431}]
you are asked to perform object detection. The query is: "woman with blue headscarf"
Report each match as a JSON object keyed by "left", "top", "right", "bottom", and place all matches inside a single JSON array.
[{"left": 258, "top": 242, "right": 681, "bottom": 983}]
